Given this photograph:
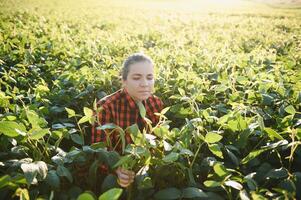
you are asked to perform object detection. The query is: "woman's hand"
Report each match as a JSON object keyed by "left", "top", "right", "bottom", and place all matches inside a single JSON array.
[{"left": 115, "top": 167, "right": 135, "bottom": 188}]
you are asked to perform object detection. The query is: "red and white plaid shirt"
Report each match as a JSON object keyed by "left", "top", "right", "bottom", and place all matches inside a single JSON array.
[{"left": 91, "top": 88, "right": 163, "bottom": 150}]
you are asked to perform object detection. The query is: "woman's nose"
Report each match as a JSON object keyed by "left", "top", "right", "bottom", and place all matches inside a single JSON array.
[{"left": 140, "top": 78, "right": 148, "bottom": 86}]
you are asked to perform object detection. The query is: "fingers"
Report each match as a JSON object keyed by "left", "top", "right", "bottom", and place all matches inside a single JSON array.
[{"left": 116, "top": 167, "right": 135, "bottom": 188}]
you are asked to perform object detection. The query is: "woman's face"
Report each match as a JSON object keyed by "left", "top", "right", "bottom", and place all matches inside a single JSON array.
[{"left": 123, "top": 61, "right": 154, "bottom": 101}]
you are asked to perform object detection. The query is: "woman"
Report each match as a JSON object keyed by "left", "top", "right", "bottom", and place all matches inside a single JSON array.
[{"left": 91, "top": 53, "right": 164, "bottom": 188}]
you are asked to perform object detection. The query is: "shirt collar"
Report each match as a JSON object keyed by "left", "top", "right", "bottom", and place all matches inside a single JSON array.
[{"left": 122, "top": 88, "right": 138, "bottom": 109}]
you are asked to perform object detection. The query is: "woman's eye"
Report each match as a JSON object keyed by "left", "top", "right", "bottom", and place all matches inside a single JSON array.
[
  {"left": 133, "top": 77, "right": 140, "bottom": 80},
  {"left": 147, "top": 77, "right": 153, "bottom": 80}
]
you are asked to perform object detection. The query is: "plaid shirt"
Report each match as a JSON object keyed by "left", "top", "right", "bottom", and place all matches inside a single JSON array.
[{"left": 91, "top": 88, "right": 163, "bottom": 150}]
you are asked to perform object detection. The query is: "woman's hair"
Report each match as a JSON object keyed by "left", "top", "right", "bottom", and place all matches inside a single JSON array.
[{"left": 121, "top": 53, "right": 153, "bottom": 80}]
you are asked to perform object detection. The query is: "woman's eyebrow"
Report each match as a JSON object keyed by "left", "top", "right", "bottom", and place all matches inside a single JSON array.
[
  {"left": 131, "top": 74, "right": 142, "bottom": 77},
  {"left": 131, "top": 73, "right": 153, "bottom": 76}
]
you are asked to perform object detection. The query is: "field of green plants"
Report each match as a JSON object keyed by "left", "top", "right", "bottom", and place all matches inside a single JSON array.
[{"left": 0, "top": 0, "right": 301, "bottom": 199}]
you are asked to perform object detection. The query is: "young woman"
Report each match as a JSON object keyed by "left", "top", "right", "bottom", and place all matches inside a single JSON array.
[{"left": 91, "top": 53, "right": 164, "bottom": 188}]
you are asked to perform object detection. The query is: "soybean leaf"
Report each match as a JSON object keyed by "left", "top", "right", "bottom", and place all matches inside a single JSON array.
[
  {"left": 241, "top": 140, "right": 288, "bottom": 164},
  {"left": 78, "top": 116, "right": 90, "bottom": 124},
  {"left": 182, "top": 187, "right": 207, "bottom": 198},
  {"left": 265, "top": 167, "right": 288, "bottom": 179},
  {"left": 57, "top": 165, "right": 73, "bottom": 183},
  {"left": 204, "top": 180, "right": 221, "bottom": 187},
  {"left": 0, "top": 121, "right": 26, "bottom": 137},
  {"left": 0, "top": 175, "right": 11, "bottom": 189},
  {"left": 65, "top": 107, "right": 76, "bottom": 118},
  {"left": 213, "top": 163, "right": 229, "bottom": 178},
  {"left": 84, "top": 107, "right": 93, "bottom": 117},
  {"left": 137, "top": 101, "right": 146, "bottom": 118},
  {"left": 284, "top": 105, "right": 296, "bottom": 115},
  {"left": 224, "top": 180, "right": 243, "bottom": 190},
  {"left": 205, "top": 132, "right": 223, "bottom": 143},
  {"left": 45, "top": 170, "right": 60, "bottom": 189},
  {"left": 264, "top": 128, "right": 283, "bottom": 141},
  {"left": 30, "top": 128, "right": 50, "bottom": 140},
  {"left": 154, "top": 187, "right": 182, "bottom": 200},
  {"left": 208, "top": 144, "right": 223, "bottom": 158},
  {"left": 77, "top": 192, "right": 95, "bottom": 200},
  {"left": 98, "top": 188, "right": 123, "bottom": 200},
  {"left": 71, "top": 134, "right": 84, "bottom": 145},
  {"left": 162, "top": 152, "right": 179, "bottom": 163}
]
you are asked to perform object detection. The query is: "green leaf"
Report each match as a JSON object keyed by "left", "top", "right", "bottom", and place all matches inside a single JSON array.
[
  {"left": 15, "top": 188, "right": 30, "bottom": 200},
  {"left": 204, "top": 180, "right": 221, "bottom": 187},
  {"left": 284, "top": 105, "right": 296, "bottom": 115},
  {"left": 84, "top": 107, "right": 93, "bottom": 117},
  {"left": 0, "top": 175, "right": 11, "bottom": 189},
  {"left": 224, "top": 180, "right": 243, "bottom": 190},
  {"left": 138, "top": 176, "right": 153, "bottom": 190},
  {"left": 178, "top": 88, "right": 185, "bottom": 96},
  {"left": 97, "top": 123, "right": 118, "bottom": 130},
  {"left": 137, "top": 101, "right": 146, "bottom": 118},
  {"left": 241, "top": 148, "right": 267, "bottom": 165},
  {"left": 258, "top": 115, "right": 265, "bottom": 131},
  {"left": 160, "top": 107, "right": 170, "bottom": 115},
  {"left": 45, "top": 170, "right": 60, "bottom": 189},
  {"left": 88, "top": 160, "right": 100, "bottom": 187},
  {"left": 98, "top": 188, "right": 123, "bottom": 200},
  {"left": 264, "top": 128, "right": 283, "bottom": 141},
  {"left": 208, "top": 144, "right": 223, "bottom": 158},
  {"left": 205, "top": 132, "right": 223, "bottom": 143},
  {"left": 30, "top": 128, "right": 50, "bottom": 140},
  {"left": 162, "top": 152, "right": 179, "bottom": 163},
  {"left": 57, "top": 165, "right": 73, "bottom": 183},
  {"left": 71, "top": 134, "right": 84, "bottom": 145},
  {"left": 262, "top": 94, "right": 274, "bottom": 106},
  {"left": 77, "top": 192, "right": 95, "bottom": 200},
  {"left": 101, "top": 174, "right": 118, "bottom": 193},
  {"left": 36, "top": 85, "right": 49, "bottom": 92},
  {"left": 241, "top": 140, "right": 288, "bottom": 164},
  {"left": 265, "top": 167, "right": 288, "bottom": 179},
  {"left": 0, "top": 121, "right": 26, "bottom": 137},
  {"left": 154, "top": 187, "right": 182, "bottom": 200},
  {"left": 113, "top": 155, "right": 132, "bottom": 169},
  {"left": 26, "top": 110, "right": 47, "bottom": 129},
  {"left": 227, "top": 120, "right": 238, "bottom": 132},
  {"left": 182, "top": 187, "right": 207, "bottom": 198},
  {"left": 236, "top": 76, "right": 249, "bottom": 85},
  {"left": 78, "top": 116, "right": 90, "bottom": 124},
  {"left": 179, "top": 148, "right": 194, "bottom": 156},
  {"left": 65, "top": 107, "right": 76, "bottom": 118},
  {"left": 225, "top": 148, "right": 239, "bottom": 166},
  {"left": 213, "top": 163, "right": 229, "bottom": 177}
]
